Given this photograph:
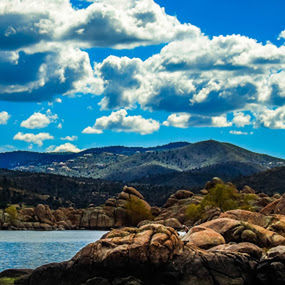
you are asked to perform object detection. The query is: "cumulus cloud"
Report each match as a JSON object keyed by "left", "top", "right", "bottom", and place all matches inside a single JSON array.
[
  {"left": 13, "top": 132, "right": 54, "bottom": 146},
  {"left": 49, "top": 143, "right": 81, "bottom": 153},
  {"left": 163, "top": 113, "right": 191, "bottom": 128},
  {"left": 60, "top": 135, "right": 78, "bottom": 141},
  {"left": 0, "top": 111, "right": 10, "bottom": 125},
  {"left": 95, "top": 34, "right": 285, "bottom": 128},
  {"left": 0, "top": 47, "right": 100, "bottom": 101},
  {"left": 20, "top": 111, "right": 58, "bottom": 129},
  {"left": 82, "top": 109, "right": 160, "bottom": 134},
  {"left": 61, "top": 0, "right": 199, "bottom": 49},
  {"left": 0, "top": 0, "right": 200, "bottom": 102},
  {"left": 0, "top": 0, "right": 198, "bottom": 51},
  {"left": 212, "top": 115, "right": 232, "bottom": 127},
  {"left": 255, "top": 106, "right": 285, "bottom": 129},
  {"left": 232, "top": 112, "right": 251, "bottom": 127}
]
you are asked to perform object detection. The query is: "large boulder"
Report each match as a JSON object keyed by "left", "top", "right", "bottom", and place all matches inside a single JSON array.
[
  {"left": 182, "top": 226, "right": 225, "bottom": 249},
  {"left": 34, "top": 204, "right": 55, "bottom": 225}
]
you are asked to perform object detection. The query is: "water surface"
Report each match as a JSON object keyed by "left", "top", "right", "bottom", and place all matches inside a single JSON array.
[{"left": 0, "top": 230, "right": 106, "bottom": 272}]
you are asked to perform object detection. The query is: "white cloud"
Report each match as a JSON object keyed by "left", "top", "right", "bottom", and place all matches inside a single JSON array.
[
  {"left": 13, "top": 132, "right": 54, "bottom": 146},
  {"left": 60, "top": 135, "right": 78, "bottom": 141},
  {"left": 163, "top": 113, "right": 191, "bottom": 128},
  {"left": 255, "top": 106, "right": 285, "bottom": 129},
  {"left": 0, "top": 0, "right": 199, "bottom": 102},
  {"left": 233, "top": 112, "right": 251, "bottom": 127},
  {"left": 229, "top": 130, "right": 253, "bottom": 135},
  {"left": 95, "top": 34, "right": 285, "bottom": 128},
  {"left": 0, "top": 0, "right": 198, "bottom": 51},
  {"left": 278, "top": 30, "right": 285, "bottom": 40},
  {"left": 21, "top": 112, "right": 51, "bottom": 129},
  {"left": 49, "top": 143, "right": 81, "bottom": 153},
  {"left": 212, "top": 115, "right": 232, "bottom": 127},
  {"left": 82, "top": 109, "right": 160, "bottom": 135},
  {"left": 0, "top": 47, "right": 101, "bottom": 101},
  {"left": 0, "top": 111, "right": 10, "bottom": 125}
]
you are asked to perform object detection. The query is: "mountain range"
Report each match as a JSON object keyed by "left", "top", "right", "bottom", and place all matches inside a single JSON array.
[{"left": 0, "top": 140, "right": 284, "bottom": 184}]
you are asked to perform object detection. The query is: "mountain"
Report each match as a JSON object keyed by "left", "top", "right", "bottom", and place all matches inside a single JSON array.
[
  {"left": 0, "top": 140, "right": 284, "bottom": 183},
  {"left": 0, "top": 142, "right": 190, "bottom": 169},
  {"left": 235, "top": 166, "right": 285, "bottom": 195}
]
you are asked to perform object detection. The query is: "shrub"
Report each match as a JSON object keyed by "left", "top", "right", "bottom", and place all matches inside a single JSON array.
[
  {"left": 185, "top": 203, "right": 202, "bottom": 221},
  {"left": 185, "top": 183, "right": 257, "bottom": 223},
  {"left": 125, "top": 197, "right": 153, "bottom": 226},
  {"left": 5, "top": 205, "right": 18, "bottom": 221},
  {"left": 201, "top": 183, "right": 239, "bottom": 211}
]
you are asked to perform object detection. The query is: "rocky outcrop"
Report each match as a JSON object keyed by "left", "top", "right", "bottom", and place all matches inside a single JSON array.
[
  {"left": 198, "top": 217, "right": 285, "bottom": 248},
  {"left": 16, "top": 224, "right": 259, "bottom": 285},
  {"left": 0, "top": 186, "right": 151, "bottom": 230},
  {"left": 153, "top": 189, "right": 202, "bottom": 226},
  {"left": 14, "top": 222, "right": 285, "bottom": 285},
  {"left": 220, "top": 209, "right": 285, "bottom": 237}
]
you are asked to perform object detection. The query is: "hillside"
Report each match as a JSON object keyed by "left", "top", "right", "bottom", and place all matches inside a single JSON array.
[
  {"left": 0, "top": 169, "right": 176, "bottom": 208},
  {"left": 1, "top": 140, "right": 283, "bottom": 183},
  {"left": 136, "top": 161, "right": 265, "bottom": 187},
  {"left": 235, "top": 166, "right": 285, "bottom": 194}
]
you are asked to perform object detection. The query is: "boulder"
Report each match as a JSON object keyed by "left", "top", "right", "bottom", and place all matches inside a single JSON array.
[
  {"left": 204, "top": 177, "right": 224, "bottom": 191},
  {"left": 241, "top": 185, "right": 255, "bottom": 194},
  {"left": 260, "top": 199, "right": 281, "bottom": 215},
  {"left": 220, "top": 209, "right": 273, "bottom": 228},
  {"left": 34, "top": 204, "right": 55, "bottom": 225},
  {"left": 150, "top": 206, "right": 161, "bottom": 217},
  {"left": 200, "top": 189, "right": 208, "bottom": 195},
  {"left": 122, "top": 186, "right": 144, "bottom": 200},
  {"left": 137, "top": 218, "right": 182, "bottom": 230},
  {"left": 182, "top": 226, "right": 225, "bottom": 249},
  {"left": 173, "top": 190, "right": 194, "bottom": 200},
  {"left": 274, "top": 195, "right": 285, "bottom": 215},
  {"left": 209, "top": 242, "right": 263, "bottom": 259},
  {"left": 266, "top": 245, "right": 285, "bottom": 260}
]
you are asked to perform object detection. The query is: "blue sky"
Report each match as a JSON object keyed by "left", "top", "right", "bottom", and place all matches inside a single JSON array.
[{"left": 0, "top": 0, "right": 284, "bottom": 157}]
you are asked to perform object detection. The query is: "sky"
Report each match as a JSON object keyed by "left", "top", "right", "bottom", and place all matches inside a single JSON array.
[{"left": 0, "top": 0, "right": 284, "bottom": 157}]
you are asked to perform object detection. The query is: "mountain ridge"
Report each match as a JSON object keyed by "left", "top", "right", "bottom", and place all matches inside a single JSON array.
[{"left": 0, "top": 140, "right": 284, "bottom": 183}]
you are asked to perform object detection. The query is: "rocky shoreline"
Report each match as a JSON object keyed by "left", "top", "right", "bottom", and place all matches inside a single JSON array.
[
  {"left": 1, "top": 221, "right": 284, "bottom": 284},
  {"left": 1, "top": 178, "right": 285, "bottom": 284}
]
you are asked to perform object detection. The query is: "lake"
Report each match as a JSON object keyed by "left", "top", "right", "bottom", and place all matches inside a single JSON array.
[{"left": 0, "top": 230, "right": 107, "bottom": 272}]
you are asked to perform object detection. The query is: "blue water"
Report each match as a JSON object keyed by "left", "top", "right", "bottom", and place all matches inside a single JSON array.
[{"left": 0, "top": 231, "right": 107, "bottom": 272}]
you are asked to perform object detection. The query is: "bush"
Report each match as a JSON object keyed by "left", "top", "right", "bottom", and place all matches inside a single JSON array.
[
  {"left": 125, "top": 197, "right": 153, "bottom": 226},
  {"left": 201, "top": 183, "right": 239, "bottom": 211},
  {"left": 185, "top": 204, "right": 202, "bottom": 221},
  {"left": 185, "top": 183, "right": 257, "bottom": 223},
  {"left": 5, "top": 205, "right": 18, "bottom": 221}
]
